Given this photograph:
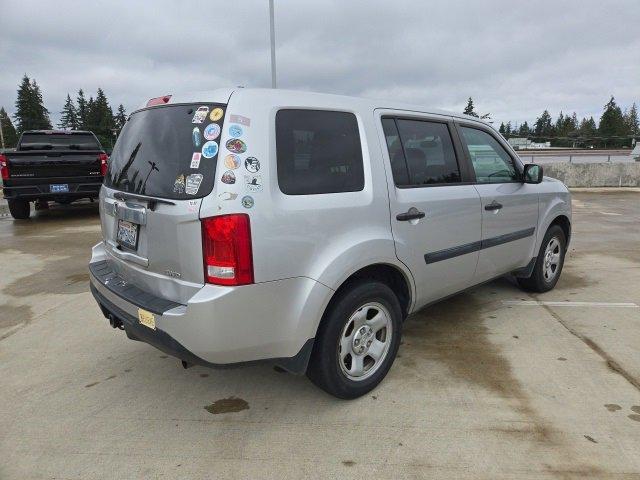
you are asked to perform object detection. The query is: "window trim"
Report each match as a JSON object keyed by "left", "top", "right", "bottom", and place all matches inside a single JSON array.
[{"left": 381, "top": 115, "right": 472, "bottom": 189}]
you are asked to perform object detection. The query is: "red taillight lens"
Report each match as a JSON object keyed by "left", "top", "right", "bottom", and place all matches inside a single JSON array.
[
  {"left": 98, "top": 153, "right": 108, "bottom": 176},
  {"left": 146, "top": 95, "right": 172, "bottom": 107},
  {"left": 0, "top": 154, "right": 9, "bottom": 181},
  {"left": 202, "top": 214, "right": 254, "bottom": 286}
]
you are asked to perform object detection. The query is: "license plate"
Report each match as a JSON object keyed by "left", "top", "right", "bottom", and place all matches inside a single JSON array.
[
  {"left": 138, "top": 308, "right": 156, "bottom": 330},
  {"left": 50, "top": 184, "right": 69, "bottom": 193},
  {"left": 116, "top": 219, "right": 139, "bottom": 250}
]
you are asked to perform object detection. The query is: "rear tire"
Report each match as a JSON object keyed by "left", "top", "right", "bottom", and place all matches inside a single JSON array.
[
  {"left": 517, "top": 225, "right": 566, "bottom": 293},
  {"left": 307, "top": 280, "right": 402, "bottom": 399},
  {"left": 8, "top": 199, "right": 30, "bottom": 220}
]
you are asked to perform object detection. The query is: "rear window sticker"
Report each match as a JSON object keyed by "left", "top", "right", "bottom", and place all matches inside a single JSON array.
[
  {"left": 209, "top": 108, "right": 224, "bottom": 122},
  {"left": 244, "top": 157, "right": 260, "bottom": 173},
  {"left": 190, "top": 152, "right": 202, "bottom": 169},
  {"left": 245, "top": 174, "right": 262, "bottom": 192},
  {"left": 173, "top": 174, "right": 186, "bottom": 193},
  {"left": 219, "top": 191, "right": 238, "bottom": 201},
  {"left": 241, "top": 195, "right": 254, "bottom": 209},
  {"left": 186, "top": 173, "right": 203, "bottom": 195},
  {"left": 229, "top": 124, "right": 243, "bottom": 138},
  {"left": 192, "top": 106, "right": 209, "bottom": 124},
  {"left": 225, "top": 138, "right": 247, "bottom": 154},
  {"left": 221, "top": 170, "right": 236, "bottom": 184},
  {"left": 204, "top": 123, "right": 221, "bottom": 141},
  {"left": 224, "top": 154, "right": 241, "bottom": 170},
  {"left": 192, "top": 127, "right": 202, "bottom": 147},
  {"left": 229, "top": 114, "right": 250, "bottom": 127},
  {"left": 202, "top": 140, "right": 219, "bottom": 158}
]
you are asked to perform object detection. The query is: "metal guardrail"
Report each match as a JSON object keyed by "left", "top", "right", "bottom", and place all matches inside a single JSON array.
[{"left": 517, "top": 151, "right": 636, "bottom": 164}]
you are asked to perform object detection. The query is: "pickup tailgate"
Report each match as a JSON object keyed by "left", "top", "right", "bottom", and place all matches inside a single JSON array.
[{"left": 6, "top": 150, "right": 102, "bottom": 180}]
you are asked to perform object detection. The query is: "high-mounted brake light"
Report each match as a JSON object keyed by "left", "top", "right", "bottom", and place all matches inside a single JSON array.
[
  {"left": 0, "top": 154, "right": 9, "bottom": 181},
  {"left": 146, "top": 95, "right": 172, "bottom": 107},
  {"left": 201, "top": 214, "right": 254, "bottom": 286},
  {"left": 98, "top": 153, "right": 108, "bottom": 176}
]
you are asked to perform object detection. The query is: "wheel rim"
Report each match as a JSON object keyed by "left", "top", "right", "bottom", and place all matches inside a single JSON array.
[
  {"left": 543, "top": 237, "right": 562, "bottom": 282},
  {"left": 338, "top": 302, "right": 392, "bottom": 382}
]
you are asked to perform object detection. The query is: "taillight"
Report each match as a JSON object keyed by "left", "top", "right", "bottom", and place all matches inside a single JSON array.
[
  {"left": 201, "top": 214, "right": 254, "bottom": 286},
  {"left": 98, "top": 153, "right": 108, "bottom": 176},
  {"left": 146, "top": 95, "right": 172, "bottom": 107},
  {"left": 0, "top": 154, "right": 8, "bottom": 181}
]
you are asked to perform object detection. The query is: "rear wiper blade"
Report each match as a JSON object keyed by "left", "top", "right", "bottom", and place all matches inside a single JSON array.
[{"left": 113, "top": 191, "right": 176, "bottom": 211}]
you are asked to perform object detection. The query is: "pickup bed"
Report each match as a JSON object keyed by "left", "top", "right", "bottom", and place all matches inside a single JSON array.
[{"left": 0, "top": 130, "right": 107, "bottom": 219}]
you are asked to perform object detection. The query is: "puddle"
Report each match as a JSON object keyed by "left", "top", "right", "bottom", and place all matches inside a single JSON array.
[{"left": 204, "top": 397, "right": 249, "bottom": 415}]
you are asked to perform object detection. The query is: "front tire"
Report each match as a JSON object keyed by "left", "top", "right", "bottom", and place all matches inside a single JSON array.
[
  {"left": 517, "top": 225, "right": 566, "bottom": 292},
  {"left": 307, "top": 281, "right": 402, "bottom": 399},
  {"left": 8, "top": 199, "right": 30, "bottom": 220}
]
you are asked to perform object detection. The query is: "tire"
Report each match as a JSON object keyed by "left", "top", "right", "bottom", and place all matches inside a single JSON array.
[
  {"left": 8, "top": 199, "right": 30, "bottom": 220},
  {"left": 307, "top": 280, "right": 403, "bottom": 399},
  {"left": 517, "top": 225, "right": 566, "bottom": 293}
]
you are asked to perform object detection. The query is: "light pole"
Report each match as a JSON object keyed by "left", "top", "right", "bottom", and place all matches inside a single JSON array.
[{"left": 269, "top": 0, "right": 277, "bottom": 88}]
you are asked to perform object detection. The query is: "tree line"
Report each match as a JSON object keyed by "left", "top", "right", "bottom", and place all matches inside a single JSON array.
[
  {"left": 464, "top": 96, "right": 639, "bottom": 149},
  {"left": 0, "top": 75, "right": 127, "bottom": 150}
]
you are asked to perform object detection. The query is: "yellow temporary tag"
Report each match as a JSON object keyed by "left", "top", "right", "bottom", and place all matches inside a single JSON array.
[{"left": 138, "top": 309, "right": 156, "bottom": 330}]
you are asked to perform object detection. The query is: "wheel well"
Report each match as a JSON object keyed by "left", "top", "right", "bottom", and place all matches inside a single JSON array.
[
  {"left": 549, "top": 215, "right": 571, "bottom": 248},
  {"left": 331, "top": 264, "right": 412, "bottom": 319}
]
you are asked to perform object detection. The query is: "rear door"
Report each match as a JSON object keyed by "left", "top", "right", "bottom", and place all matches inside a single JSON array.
[
  {"left": 455, "top": 122, "right": 539, "bottom": 280},
  {"left": 101, "top": 102, "right": 227, "bottom": 303},
  {"left": 378, "top": 111, "right": 481, "bottom": 308}
]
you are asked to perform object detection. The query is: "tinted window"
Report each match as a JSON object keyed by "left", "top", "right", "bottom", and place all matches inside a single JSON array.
[
  {"left": 105, "top": 103, "right": 224, "bottom": 199},
  {"left": 381, "top": 118, "right": 410, "bottom": 186},
  {"left": 390, "top": 119, "right": 460, "bottom": 185},
  {"left": 19, "top": 133, "right": 101, "bottom": 151},
  {"left": 276, "top": 110, "right": 364, "bottom": 195},
  {"left": 460, "top": 127, "right": 519, "bottom": 183}
]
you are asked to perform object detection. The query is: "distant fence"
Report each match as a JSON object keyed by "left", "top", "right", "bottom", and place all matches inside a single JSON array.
[{"left": 517, "top": 149, "right": 636, "bottom": 164}]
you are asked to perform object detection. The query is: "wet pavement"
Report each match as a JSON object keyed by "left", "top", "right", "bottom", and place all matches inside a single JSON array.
[{"left": 1, "top": 191, "right": 639, "bottom": 479}]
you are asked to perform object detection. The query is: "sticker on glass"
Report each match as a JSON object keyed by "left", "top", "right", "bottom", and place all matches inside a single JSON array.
[
  {"left": 241, "top": 195, "right": 254, "bottom": 209},
  {"left": 209, "top": 108, "right": 224, "bottom": 122},
  {"left": 185, "top": 174, "right": 203, "bottom": 195},
  {"left": 173, "top": 174, "right": 185, "bottom": 193},
  {"left": 201, "top": 140, "right": 219, "bottom": 158},
  {"left": 203, "top": 123, "right": 221, "bottom": 141},
  {"left": 225, "top": 138, "right": 247, "bottom": 154},
  {"left": 244, "top": 156, "right": 260, "bottom": 173},
  {"left": 190, "top": 152, "right": 201, "bottom": 169},
  {"left": 192, "top": 127, "right": 202, "bottom": 147},
  {"left": 192, "top": 106, "right": 209, "bottom": 124},
  {"left": 229, "top": 114, "right": 250, "bottom": 127},
  {"left": 229, "top": 124, "right": 243, "bottom": 138},
  {"left": 245, "top": 174, "right": 262, "bottom": 192},
  {"left": 224, "top": 154, "right": 241, "bottom": 170},
  {"left": 219, "top": 192, "right": 238, "bottom": 201},
  {"left": 221, "top": 170, "right": 236, "bottom": 184}
]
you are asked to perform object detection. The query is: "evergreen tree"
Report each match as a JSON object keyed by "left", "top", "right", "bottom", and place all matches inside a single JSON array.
[
  {"left": 30, "top": 79, "right": 51, "bottom": 129},
  {"left": 13, "top": 75, "right": 51, "bottom": 132},
  {"left": 599, "top": 96, "right": 625, "bottom": 137},
  {"left": 505, "top": 121, "right": 512, "bottom": 135},
  {"left": 518, "top": 121, "right": 531, "bottom": 137},
  {"left": 463, "top": 97, "right": 478, "bottom": 117},
  {"left": 58, "top": 94, "right": 79, "bottom": 130},
  {"left": 114, "top": 104, "right": 127, "bottom": 132},
  {"left": 76, "top": 89, "right": 88, "bottom": 129},
  {"left": 0, "top": 107, "right": 18, "bottom": 148},
  {"left": 624, "top": 103, "right": 638, "bottom": 135},
  {"left": 533, "top": 110, "right": 553, "bottom": 137},
  {"left": 498, "top": 122, "right": 505, "bottom": 134},
  {"left": 555, "top": 111, "right": 565, "bottom": 135},
  {"left": 579, "top": 117, "right": 597, "bottom": 137},
  {"left": 86, "top": 88, "right": 116, "bottom": 148}
]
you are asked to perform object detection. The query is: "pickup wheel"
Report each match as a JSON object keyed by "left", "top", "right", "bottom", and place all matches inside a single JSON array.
[
  {"left": 8, "top": 199, "right": 30, "bottom": 220},
  {"left": 517, "top": 225, "right": 566, "bottom": 293},
  {"left": 307, "top": 280, "right": 402, "bottom": 399}
]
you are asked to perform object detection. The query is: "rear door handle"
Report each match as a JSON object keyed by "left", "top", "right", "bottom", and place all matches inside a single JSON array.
[
  {"left": 396, "top": 207, "right": 426, "bottom": 221},
  {"left": 484, "top": 201, "right": 503, "bottom": 211}
]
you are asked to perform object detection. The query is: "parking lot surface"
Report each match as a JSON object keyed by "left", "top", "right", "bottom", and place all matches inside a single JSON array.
[{"left": 1, "top": 191, "right": 639, "bottom": 479}]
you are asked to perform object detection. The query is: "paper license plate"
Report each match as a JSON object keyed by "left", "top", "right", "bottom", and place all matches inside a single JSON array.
[
  {"left": 138, "top": 308, "right": 156, "bottom": 330},
  {"left": 116, "top": 219, "right": 139, "bottom": 250},
  {"left": 50, "top": 184, "right": 69, "bottom": 193}
]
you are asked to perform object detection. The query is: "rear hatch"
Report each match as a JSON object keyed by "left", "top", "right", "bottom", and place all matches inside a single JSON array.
[{"left": 101, "top": 102, "right": 226, "bottom": 303}]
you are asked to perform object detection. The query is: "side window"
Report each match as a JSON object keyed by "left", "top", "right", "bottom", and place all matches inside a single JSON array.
[
  {"left": 460, "top": 127, "right": 519, "bottom": 183},
  {"left": 381, "top": 118, "right": 409, "bottom": 186},
  {"left": 276, "top": 109, "right": 364, "bottom": 195}
]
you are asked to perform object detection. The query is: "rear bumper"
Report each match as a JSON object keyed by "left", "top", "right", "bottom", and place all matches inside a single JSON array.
[{"left": 3, "top": 181, "right": 102, "bottom": 200}]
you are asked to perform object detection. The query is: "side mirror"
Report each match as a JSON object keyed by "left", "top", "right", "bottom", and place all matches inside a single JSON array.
[{"left": 523, "top": 163, "right": 543, "bottom": 184}]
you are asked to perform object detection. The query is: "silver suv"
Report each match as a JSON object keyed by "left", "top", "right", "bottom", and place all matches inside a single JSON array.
[{"left": 89, "top": 88, "right": 571, "bottom": 398}]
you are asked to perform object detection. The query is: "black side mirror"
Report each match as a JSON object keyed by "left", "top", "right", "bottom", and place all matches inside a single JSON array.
[{"left": 523, "top": 163, "right": 543, "bottom": 184}]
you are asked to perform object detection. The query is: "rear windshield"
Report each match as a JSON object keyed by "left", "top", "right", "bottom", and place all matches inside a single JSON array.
[
  {"left": 19, "top": 133, "right": 101, "bottom": 151},
  {"left": 105, "top": 103, "right": 225, "bottom": 200}
]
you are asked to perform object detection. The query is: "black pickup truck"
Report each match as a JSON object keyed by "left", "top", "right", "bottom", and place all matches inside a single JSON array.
[{"left": 0, "top": 130, "right": 107, "bottom": 219}]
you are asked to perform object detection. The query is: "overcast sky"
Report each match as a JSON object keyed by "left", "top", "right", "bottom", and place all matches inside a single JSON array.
[{"left": 1, "top": 0, "right": 639, "bottom": 127}]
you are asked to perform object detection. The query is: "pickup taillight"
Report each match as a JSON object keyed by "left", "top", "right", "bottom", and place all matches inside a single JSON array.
[
  {"left": 201, "top": 214, "right": 254, "bottom": 286},
  {"left": 0, "top": 154, "right": 8, "bottom": 181},
  {"left": 98, "top": 153, "right": 108, "bottom": 176}
]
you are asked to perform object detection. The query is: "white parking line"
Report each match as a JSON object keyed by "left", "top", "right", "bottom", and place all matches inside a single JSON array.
[{"left": 503, "top": 300, "right": 639, "bottom": 308}]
